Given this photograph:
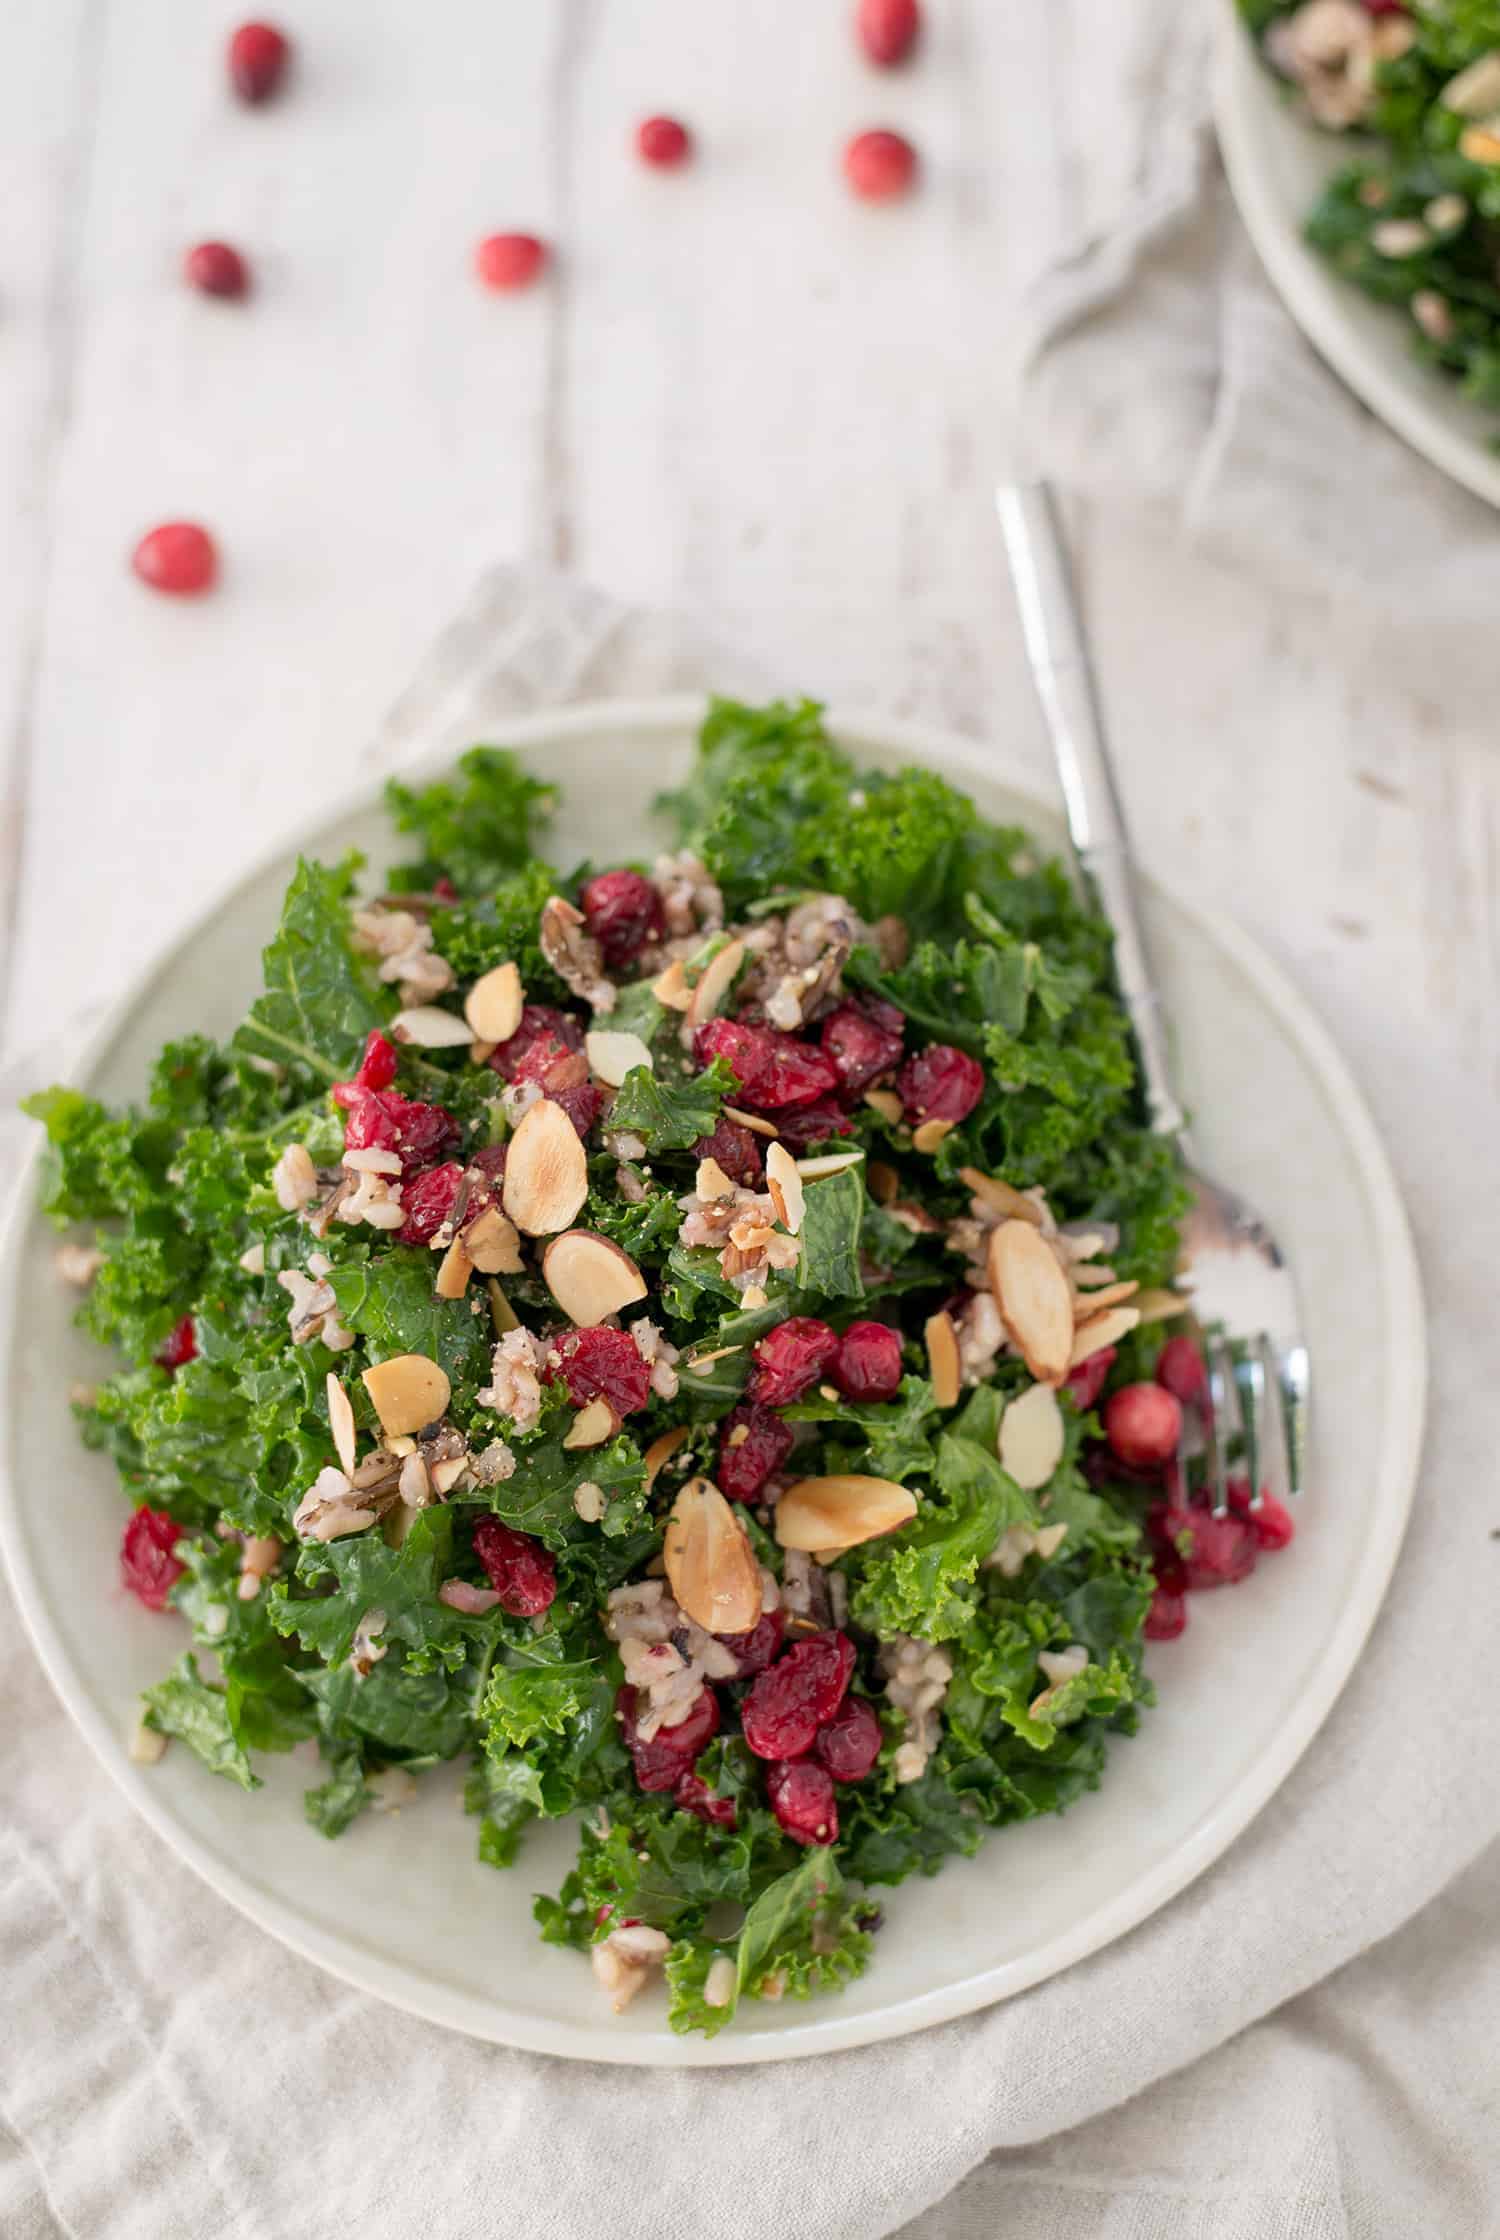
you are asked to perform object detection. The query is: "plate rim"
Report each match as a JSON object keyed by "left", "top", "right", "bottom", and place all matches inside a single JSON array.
[{"left": 0, "top": 692, "right": 1427, "bottom": 2066}]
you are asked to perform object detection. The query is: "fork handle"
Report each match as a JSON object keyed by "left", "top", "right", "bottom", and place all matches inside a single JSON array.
[{"left": 996, "top": 480, "right": 1187, "bottom": 1140}]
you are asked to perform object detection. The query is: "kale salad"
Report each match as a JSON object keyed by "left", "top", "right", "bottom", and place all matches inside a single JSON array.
[
  {"left": 1242, "top": 2, "right": 1500, "bottom": 422},
  {"left": 25, "top": 698, "right": 1293, "bottom": 2036}
]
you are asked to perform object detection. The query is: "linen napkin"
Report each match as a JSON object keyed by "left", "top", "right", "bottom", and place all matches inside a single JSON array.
[{"left": 3, "top": 560, "right": 1498, "bottom": 2240}]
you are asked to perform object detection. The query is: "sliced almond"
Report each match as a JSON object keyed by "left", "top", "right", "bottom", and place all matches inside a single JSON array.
[
  {"left": 663, "top": 1476, "right": 763, "bottom": 1633},
  {"left": 1074, "top": 1278, "right": 1140, "bottom": 1319},
  {"left": 585, "top": 1029, "right": 654, "bottom": 1087},
  {"left": 1033, "top": 1521, "right": 1070, "bottom": 1560},
  {"left": 388, "top": 1005, "right": 473, "bottom": 1049},
  {"left": 866, "top": 1159, "right": 899, "bottom": 1205},
  {"left": 685, "top": 937, "right": 746, "bottom": 1030},
  {"left": 1068, "top": 1304, "right": 1141, "bottom": 1368},
  {"left": 912, "top": 1116, "right": 954, "bottom": 1155},
  {"left": 1459, "top": 123, "right": 1500, "bottom": 165},
  {"left": 959, "top": 1167, "right": 1044, "bottom": 1227},
  {"left": 542, "top": 1229, "right": 648, "bottom": 1326},
  {"left": 998, "top": 1382, "right": 1065, "bottom": 1491},
  {"left": 434, "top": 1237, "right": 474, "bottom": 1300},
  {"left": 795, "top": 1150, "right": 863, "bottom": 1179},
  {"left": 694, "top": 1156, "right": 736, "bottom": 1202},
  {"left": 723, "top": 1106, "right": 779, "bottom": 1137},
  {"left": 464, "top": 961, "right": 524, "bottom": 1045},
  {"left": 464, "top": 1204, "right": 524, "bottom": 1275},
  {"left": 361, "top": 1353, "right": 451, "bottom": 1438},
  {"left": 326, "top": 1373, "right": 357, "bottom": 1477},
  {"left": 684, "top": 1344, "right": 739, "bottom": 1375},
  {"left": 1134, "top": 1287, "right": 1189, "bottom": 1324},
  {"left": 469, "top": 1038, "right": 497, "bottom": 1067},
  {"left": 774, "top": 1473, "right": 919, "bottom": 1554},
  {"left": 643, "top": 1425, "right": 692, "bottom": 1491},
  {"left": 739, "top": 1284, "right": 768, "bottom": 1311},
  {"left": 486, "top": 1276, "right": 519, "bottom": 1334},
  {"left": 988, "top": 1219, "right": 1075, "bottom": 1385},
  {"left": 864, "top": 1088, "right": 904, "bottom": 1126},
  {"left": 563, "top": 1395, "right": 621, "bottom": 1450},
  {"left": 924, "top": 1310, "right": 961, "bottom": 1408},
  {"left": 430, "top": 1454, "right": 470, "bottom": 1494},
  {"left": 652, "top": 958, "right": 692, "bottom": 1011},
  {"left": 502, "top": 1097, "right": 589, "bottom": 1235},
  {"left": 765, "top": 1142, "right": 805, "bottom": 1236}
]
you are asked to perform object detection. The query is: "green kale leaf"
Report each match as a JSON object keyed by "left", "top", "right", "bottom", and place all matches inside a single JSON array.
[{"left": 234, "top": 856, "right": 388, "bottom": 1085}]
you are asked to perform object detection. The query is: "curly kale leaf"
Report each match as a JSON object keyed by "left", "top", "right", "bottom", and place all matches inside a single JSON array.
[
  {"left": 234, "top": 855, "right": 388, "bottom": 1085},
  {"left": 430, "top": 859, "right": 565, "bottom": 996},
  {"left": 607, "top": 1056, "right": 736, "bottom": 1153},
  {"left": 142, "top": 1654, "right": 260, "bottom": 1790},
  {"left": 385, "top": 746, "right": 558, "bottom": 895},
  {"left": 795, "top": 1164, "right": 865, "bottom": 1300},
  {"left": 270, "top": 1506, "right": 468, "bottom": 1671},
  {"left": 785, "top": 1373, "right": 936, "bottom": 1482}
]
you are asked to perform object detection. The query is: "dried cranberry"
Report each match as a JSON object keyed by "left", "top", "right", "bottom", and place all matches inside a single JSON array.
[
  {"left": 475, "top": 232, "right": 548, "bottom": 291},
  {"left": 489, "top": 1003, "right": 584, "bottom": 1081},
  {"left": 1144, "top": 1587, "right": 1188, "bottom": 1640},
  {"left": 334, "top": 1086, "right": 460, "bottom": 1171},
  {"left": 350, "top": 1029, "right": 399, "bottom": 1092},
  {"left": 820, "top": 996, "right": 904, "bottom": 1095},
  {"left": 750, "top": 1317, "right": 840, "bottom": 1407},
  {"left": 184, "top": 241, "right": 250, "bottom": 298},
  {"left": 693, "top": 1019, "right": 838, "bottom": 1109},
  {"left": 843, "top": 128, "right": 918, "bottom": 201},
  {"left": 120, "top": 1507, "right": 185, "bottom": 1611},
  {"left": 856, "top": 0, "right": 921, "bottom": 65},
  {"left": 545, "top": 1074, "right": 604, "bottom": 1141},
  {"left": 831, "top": 1320, "right": 903, "bottom": 1402},
  {"left": 155, "top": 1314, "right": 198, "bottom": 1372},
  {"left": 716, "top": 1403, "right": 795, "bottom": 1502},
  {"left": 812, "top": 1694, "right": 882, "bottom": 1782},
  {"left": 549, "top": 1327, "right": 652, "bottom": 1416},
  {"left": 432, "top": 875, "right": 459, "bottom": 903},
  {"left": 617, "top": 1682, "right": 720, "bottom": 1793},
  {"left": 397, "top": 1161, "right": 464, "bottom": 1247},
  {"left": 741, "top": 1631, "right": 856, "bottom": 1760},
  {"left": 1228, "top": 1478, "right": 1296, "bottom": 1552},
  {"left": 692, "top": 1115, "right": 764, "bottom": 1187},
  {"left": 714, "top": 1605, "right": 785, "bottom": 1677},
  {"left": 228, "top": 20, "right": 290, "bottom": 102},
  {"left": 578, "top": 869, "right": 665, "bottom": 967},
  {"left": 766, "top": 1759, "right": 839, "bottom": 1846},
  {"left": 131, "top": 522, "right": 217, "bottom": 596},
  {"left": 673, "top": 1770, "right": 736, "bottom": 1828},
  {"left": 898, "top": 1042, "right": 983, "bottom": 1124},
  {"left": 468, "top": 1142, "right": 509, "bottom": 1186},
  {"left": 761, "top": 1099, "right": 854, "bottom": 1153},
  {"left": 1157, "top": 1503, "right": 1258, "bottom": 1591},
  {"left": 1156, "top": 1335, "right": 1208, "bottom": 1406},
  {"left": 471, "top": 1518, "right": 557, "bottom": 1615},
  {"left": 636, "top": 115, "right": 693, "bottom": 167},
  {"left": 1065, "top": 1345, "right": 1117, "bottom": 1413},
  {"left": 1104, "top": 1384, "right": 1182, "bottom": 1473}
]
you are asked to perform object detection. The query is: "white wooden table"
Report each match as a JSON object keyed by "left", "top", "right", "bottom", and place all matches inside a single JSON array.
[{"left": 1, "top": 0, "right": 1495, "bottom": 1157}]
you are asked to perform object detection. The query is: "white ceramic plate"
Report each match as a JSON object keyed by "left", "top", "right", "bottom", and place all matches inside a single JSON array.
[
  {"left": 0, "top": 697, "right": 1425, "bottom": 2066},
  {"left": 1216, "top": 0, "right": 1500, "bottom": 510}
]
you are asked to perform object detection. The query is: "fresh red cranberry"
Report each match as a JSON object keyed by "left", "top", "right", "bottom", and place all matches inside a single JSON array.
[
  {"left": 831, "top": 1320, "right": 903, "bottom": 1402},
  {"left": 579, "top": 869, "right": 666, "bottom": 967},
  {"left": 741, "top": 1631, "right": 856, "bottom": 1760},
  {"left": 673, "top": 1770, "right": 736, "bottom": 1828},
  {"left": 844, "top": 128, "right": 918, "bottom": 201},
  {"left": 184, "top": 241, "right": 250, "bottom": 299},
  {"left": 691, "top": 1115, "right": 764, "bottom": 1187},
  {"left": 471, "top": 1518, "right": 557, "bottom": 1615},
  {"left": 549, "top": 1326, "right": 652, "bottom": 1416},
  {"left": 1158, "top": 1503, "right": 1258, "bottom": 1591},
  {"left": 489, "top": 1004, "right": 583, "bottom": 1081},
  {"left": 693, "top": 1019, "right": 839, "bottom": 1110},
  {"left": 1227, "top": 1478, "right": 1296, "bottom": 1551},
  {"left": 228, "top": 20, "right": 290, "bottom": 102},
  {"left": 767, "top": 1759, "right": 839, "bottom": 1846},
  {"left": 812, "top": 1693, "right": 882, "bottom": 1782},
  {"left": 716, "top": 1403, "right": 795, "bottom": 1502},
  {"left": 715, "top": 1605, "right": 786, "bottom": 1677},
  {"left": 898, "top": 1042, "right": 983, "bottom": 1124},
  {"left": 475, "top": 232, "right": 548, "bottom": 291},
  {"left": 350, "top": 1029, "right": 399, "bottom": 1092},
  {"left": 131, "top": 522, "right": 218, "bottom": 596},
  {"left": 397, "top": 1161, "right": 464, "bottom": 1247},
  {"left": 617, "top": 1682, "right": 720, "bottom": 1793},
  {"left": 334, "top": 1086, "right": 461, "bottom": 1171},
  {"left": 856, "top": 0, "right": 921, "bottom": 65},
  {"left": 120, "top": 1507, "right": 185, "bottom": 1610},
  {"left": 1104, "top": 1383, "right": 1182, "bottom": 1472},
  {"left": 1066, "top": 1345, "right": 1117, "bottom": 1412},
  {"left": 636, "top": 115, "right": 693, "bottom": 167},
  {"left": 820, "top": 996, "right": 905, "bottom": 1095},
  {"left": 155, "top": 1314, "right": 198, "bottom": 1372},
  {"left": 1156, "top": 1335, "right": 1207, "bottom": 1406},
  {"left": 761, "top": 1098, "right": 855, "bottom": 1153},
  {"left": 750, "top": 1317, "right": 840, "bottom": 1407},
  {"left": 1145, "top": 1587, "right": 1188, "bottom": 1640}
]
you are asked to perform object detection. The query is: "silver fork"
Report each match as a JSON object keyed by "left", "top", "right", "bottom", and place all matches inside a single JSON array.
[{"left": 997, "top": 481, "right": 1309, "bottom": 1511}]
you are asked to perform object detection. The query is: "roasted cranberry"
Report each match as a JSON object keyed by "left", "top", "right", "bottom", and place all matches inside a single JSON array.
[
  {"left": 716, "top": 1403, "right": 795, "bottom": 1502},
  {"left": 820, "top": 996, "right": 905, "bottom": 1095},
  {"left": 750, "top": 1317, "right": 840, "bottom": 1407},
  {"left": 761, "top": 1098, "right": 854, "bottom": 1153},
  {"left": 184, "top": 241, "right": 250, "bottom": 298},
  {"left": 767, "top": 1759, "right": 839, "bottom": 1845},
  {"left": 549, "top": 1326, "right": 652, "bottom": 1416},
  {"left": 397, "top": 1161, "right": 463, "bottom": 1247},
  {"left": 636, "top": 115, "right": 693, "bottom": 167},
  {"left": 693, "top": 1019, "right": 839, "bottom": 1110},
  {"left": 155, "top": 1314, "right": 198, "bottom": 1372},
  {"left": 741, "top": 1631, "right": 856, "bottom": 1760},
  {"left": 898, "top": 1042, "right": 983, "bottom": 1124},
  {"left": 1104, "top": 1383, "right": 1182, "bottom": 1472},
  {"left": 1144, "top": 1587, "right": 1188, "bottom": 1640},
  {"left": 715, "top": 1605, "right": 786, "bottom": 1677},
  {"left": 812, "top": 1694, "right": 882, "bottom": 1782},
  {"left": 1156, "top": 1335, "right": 1207, "bottom": 1406},
  {"left": 228, "top": 20, "right": 290, "bottom": 102},
  {"left": 489, "top": 1003, "right": 584, "bottom": 1080},
  {"left": 831, "top": 1320, "right": 903, "bottom": 1402},
  {"left": 350, "top": 1029, "right": 399, "bottom": 1092},
  {"left": 334, "top": 1086, "right": 461, "bottom": 1171},
  {"left": 692, "top": 1115, "right": 764, "bottom": 1187},
  {"left": 843, "top": 128, "right": 918, "bottom": 201},
  {"left": 475, "top": 232, "right": 548, "bottom": 291},
  {"left": 673, "top": 1769, "right": 736, "bottom": 1828},
  {"left": 1157, "top": 1503, "right": 1258, "bottom": 1591},
  {"left": 1228, "top": 1478, "right": 1297, "bottom": 1551},
  {"left": 579, "top": 869, "right": 666, "bottom": 967},
  {"left": 472, "top": 1518, "right": 557, "bottom": 1615},
  {"left": 120, "top": 1507, "right": 185, "bottom": 1610},
  {"left": 1066, "top": 1345, "right": 1117, "bottom": 1412},
  {"left": 617, "top": 1682, "right": 720, "bottom": 1793},
  {"left": 856, "top": 0, "right": 921, "bottom": 64},
  {"left": 131, "top": 522, "right": 218, "bottom": 596}
]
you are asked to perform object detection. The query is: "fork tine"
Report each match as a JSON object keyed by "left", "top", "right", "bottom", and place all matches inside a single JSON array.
[
  {"left": 1276, "top": 1338, "right": 1310, "bottom": 1501},
  {"left": 1233, "top": 1345, "right": 1266, "bottom": 1510},
  {"left": 1203, "top": 1335, "right": 1236, "bottom": 1515}
]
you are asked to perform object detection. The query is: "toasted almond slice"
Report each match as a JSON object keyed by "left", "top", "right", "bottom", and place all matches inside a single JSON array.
[
  {"left": 795, "top": 1150, "right": 863, "bottom": 1179},
  {"left": 988, "top": 1219, "right": 1075, "bottom": 1385},
  {"left": 469, "top": 1038, "right": 497, "bottom": 1067},
  {"left": 563, "top": 1395, "right": 621, "bottom": 1450},
  {"left": 361, "top": 1353, "right": 451, "bottom": 1437},
  {"left": 774, "top": 1473, "right": 918, "bottom": 1554},
  {"left": 723, "top": 1106, "right": 779, "bottom": 1137},
  {"left": 502, "top": 1097, "right": 588, "bottom": 1235},
  {"left": 1074, "top": 1278, "right": 1140, "bottom": 1319},
  {"left": 651, "top": 958, "right": 692, "bottom": 1011},
  {"left": 1134, "top": 1287, "right": 1190, "bottom": 1324},
  {"left": 684, "top": 1344, "right": 739, "bottom": 1375},
  {"left": 389, "top": 1005, "right": 473, "bottom": 1048},
  {"left": 1071, "top": 1262, "right": 1120, "bottom": 1290},
  {"left": 435, "top": 1237, "right": 474, "bottom": 1300},
  {"left": 685, "top": 937, "right": 747, "bottom": 1030},
  {"left": 998, "top": 1382, "right": 1065, "bottom": 1491},
  {"left": 486, "top": 1276, "right": 519, "bottom": 1334},
  {"left": 464, "top": 1204, "right": 524, "bottom": 1275},
  {"left": 129, "top": 1717, "right": 168, "bottom": 1766},
  {"left": 464, "top": 961, "right": 524, "bottom": 1045},
  {"left": 765, "top": 1142, "right": 805, "bottom": 1236},
  {"left": 912, "top": 1116, "right": 954, "bottom": 1155},
  {"left": 959, "top": 1167, "right": 1044, "bottom": 1227},
  {"left": 739, "top": 1284, "right": 768, "bottom": 1310},
  {"left": 1068, "top": 1304, "right": 1140, "bottom": 1368},
  {"left": 585, "top": 1029, "right": 654, "bottom": 1087},
  {"left": 542, "top": 1229, "right": 648, "bottom": 1326},
  {"left": 326, "top": 1373, "right": 357, "bottom": 1477},
  {"left": 643, "top": 1425, "right": 692, "bottom": 1491},
  {"left": 864, "top": 1088, "right": 903, "bottom": 1126},
  {"left": 866, "top": 1159, "right": 899, "bottom": 1205},
  {"left": 924, "top": 1309, "right": 961, "bottom": 1408},
  {"left": 430, "top": 1454, "right": 470, "bottom": 1494},
  {"left": 1459, "top": 123, "right": 1500, "bottom": 165},
  {"left": 695, "top": 1156, "right": 737, "bottom": 1202},
  {"left": 663, "top": 1476, "right": 763, "bottom": 1633}
]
